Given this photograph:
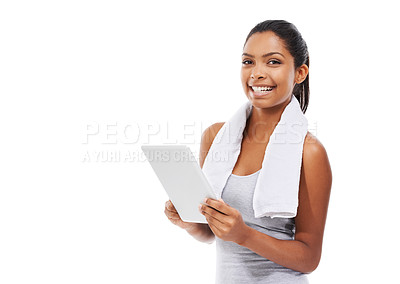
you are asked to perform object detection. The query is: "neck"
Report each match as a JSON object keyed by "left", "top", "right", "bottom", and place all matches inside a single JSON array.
[{"left": 244, "top": 96, "right": 292, "bottom": 143}]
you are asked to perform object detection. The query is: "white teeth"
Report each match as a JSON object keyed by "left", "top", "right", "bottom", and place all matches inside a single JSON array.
[{"left": 252, "top": 86, "right": 274, "bottom": 92}]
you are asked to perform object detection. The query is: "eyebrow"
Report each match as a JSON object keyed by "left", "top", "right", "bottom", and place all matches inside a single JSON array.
[{"left": 242, "top": 52, "right": 285, "bottom": 58}]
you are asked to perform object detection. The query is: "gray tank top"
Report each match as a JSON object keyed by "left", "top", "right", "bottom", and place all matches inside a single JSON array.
[{"left": 215, "top": 170, "right": 310, "bottom": 284}]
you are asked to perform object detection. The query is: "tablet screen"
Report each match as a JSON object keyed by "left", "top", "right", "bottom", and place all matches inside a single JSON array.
[{"left": 142, "top": 145, "right": 217, "bottom": 223}]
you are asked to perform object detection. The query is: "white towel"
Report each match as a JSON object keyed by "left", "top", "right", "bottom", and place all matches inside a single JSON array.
[{"left": 201, "top": 94, "right": 308, "bottom": 219}]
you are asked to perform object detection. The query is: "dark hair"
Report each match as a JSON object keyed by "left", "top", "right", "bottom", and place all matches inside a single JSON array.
[{"left": 244, "top": 20, "right": 310, "bottom": 113}]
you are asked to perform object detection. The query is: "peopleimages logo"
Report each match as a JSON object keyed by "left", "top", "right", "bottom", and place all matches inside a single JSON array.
[
  {"left": 80, "top": 120, "right": 318, "bottom": 163},
  {"left": 81, "top": 121, "right": 209, "bottom": 145},
  {"left": 141, "top": 149, "right": 230, "bottom": 163},
  {"left": 80, "top": 120, "right": 212, "bottom": 163}
]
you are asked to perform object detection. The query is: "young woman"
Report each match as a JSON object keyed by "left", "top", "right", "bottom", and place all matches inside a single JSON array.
[{"left": 164, "top": 20, "right": 332, "bottom": 283}]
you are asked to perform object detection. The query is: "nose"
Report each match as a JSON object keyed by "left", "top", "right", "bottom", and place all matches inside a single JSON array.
[{"left": 250, "top": 64, "right": 265, "bottom": 79}]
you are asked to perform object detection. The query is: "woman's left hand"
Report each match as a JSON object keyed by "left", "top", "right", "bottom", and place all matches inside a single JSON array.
[{"left": 199, "top": 198, "right": 250, "bottom": 245}]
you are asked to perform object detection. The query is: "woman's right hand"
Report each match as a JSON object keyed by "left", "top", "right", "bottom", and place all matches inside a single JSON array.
[{"left": 164, "top": 200, "right": 196, "bottom": 230}]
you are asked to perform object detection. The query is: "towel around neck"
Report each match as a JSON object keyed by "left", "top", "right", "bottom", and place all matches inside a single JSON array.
[{"left": 201, "top": 94, "right": 308, "bottom": 219}]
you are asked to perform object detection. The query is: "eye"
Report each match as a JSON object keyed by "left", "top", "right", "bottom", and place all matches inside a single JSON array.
[
  {"left": 242, "top": 59, "right": 253, "bottom": 65},
  {"left": 268, "top": 60, "right": 281, "bottom": 65}
]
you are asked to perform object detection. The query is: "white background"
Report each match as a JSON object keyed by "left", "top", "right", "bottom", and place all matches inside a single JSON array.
[{"left": 1, "top": 0, "right": 399, "bottom": 283}]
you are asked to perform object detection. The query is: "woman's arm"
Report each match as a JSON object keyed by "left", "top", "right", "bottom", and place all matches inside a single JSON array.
[{"left": 238, "top": 133, "right": 332, "bottom": 273}]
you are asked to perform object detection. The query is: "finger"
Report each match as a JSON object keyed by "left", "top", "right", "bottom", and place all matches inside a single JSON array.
[
  {"left": 168, "top": 216, "right": 180, "bottom": 225},
  {"left": 165, "top": 201, "right": 177, "bottom": 212},
  {"left": 165, "top": 200, "right": 175, "bottom": 208},
  {"left": 203, "top": 209, "right": 225, "bottom": 226},
  {"left": 204, "top": 198, "right": 230, "bottom": 215},
  {"left": 165, "top": 206, "right": 177, "bottom": 214},
  {"left": 167, "top": 214, "right": 182, "bottom": 224},
  {"left": 164, "top": 208, "right": 181, "bottom": 219},
  {"left": 200, "top": 204, "right": 227, "bottom": 225},
  {"left": 165, "top": 204, "right": 179, "bottom": 215},
  {"left": 207, "top": 219, "right": 223, "bottom": 235},
  {"left": 166, "top": 212, "right": 179, "bottom": 222},
  {"left": 169, "top": 200, "right": 176, "bottom": 210}
]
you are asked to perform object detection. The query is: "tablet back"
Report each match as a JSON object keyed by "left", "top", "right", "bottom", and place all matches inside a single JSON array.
[{"left": 141, "top": 145, "right": 217, "bottom": 223}]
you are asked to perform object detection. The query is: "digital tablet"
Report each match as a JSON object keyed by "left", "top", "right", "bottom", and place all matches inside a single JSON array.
[{"left": 141, "top": 145, "right": 217, "bottom": 223}]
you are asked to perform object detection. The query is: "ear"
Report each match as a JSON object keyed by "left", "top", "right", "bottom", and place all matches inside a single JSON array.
[{"left": 295, "top": 64, "right": 309, "bottom": 84}]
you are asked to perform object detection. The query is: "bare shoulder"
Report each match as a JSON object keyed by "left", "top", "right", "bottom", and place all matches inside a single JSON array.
[
  {"left": 199, "top": 122, "right": 225, "bottom": 168},
  {"left": 294, "top": 131, "right": 333, "bottom": 272},
  {"left": 303, "top": 131, "right": 331, "bottom": 166},
  {"left": 302, "top": 131, "right": 332, "bottom": 193}
]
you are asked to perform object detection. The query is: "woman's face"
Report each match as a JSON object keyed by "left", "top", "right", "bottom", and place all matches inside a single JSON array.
[{"left": 241, "top": 31, "right": 303, "bottom": 108}]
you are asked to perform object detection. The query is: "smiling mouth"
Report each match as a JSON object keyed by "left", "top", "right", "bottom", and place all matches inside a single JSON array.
[
  {"left": 250, "top": 85, "right": 276, "bottom": 97},
  {"left": 251, "top": 86, "right": 276, "bottom": 92}
]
